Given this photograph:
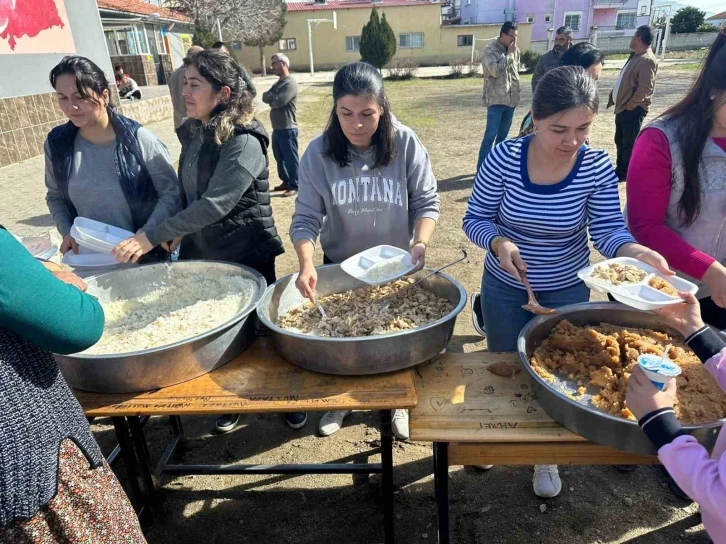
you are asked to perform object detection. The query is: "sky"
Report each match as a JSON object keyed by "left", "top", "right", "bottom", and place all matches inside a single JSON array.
[{"left": 654, "top": 0, "right": 725, "bottom": 14}]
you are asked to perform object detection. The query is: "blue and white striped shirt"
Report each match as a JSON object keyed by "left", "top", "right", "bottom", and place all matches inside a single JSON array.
[{"left": 463, "top": 136, "right": 635, "bottom": 292}]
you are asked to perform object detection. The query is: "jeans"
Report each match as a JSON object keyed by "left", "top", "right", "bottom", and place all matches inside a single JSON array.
[
  {"left": 477, "top": 105, "right": 516, "bottom": 172},
  {"left": 272, "top": 128, "right": 299, "bottom": 190},
  {"left": 481, "top": 269, "right": 590, "bottom": 352},
  {"left": 614, "top": 106, "right": 647, "bottom": 181}
]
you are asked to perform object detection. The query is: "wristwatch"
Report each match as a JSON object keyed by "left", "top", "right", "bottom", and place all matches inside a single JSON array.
[{"left": 490, "top": 236, "right": 512, "bottom": 257}]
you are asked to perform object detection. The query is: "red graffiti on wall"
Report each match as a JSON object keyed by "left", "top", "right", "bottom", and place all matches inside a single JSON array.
[{"left": 0, "top": 0, "right": 64, "bottom": 50}]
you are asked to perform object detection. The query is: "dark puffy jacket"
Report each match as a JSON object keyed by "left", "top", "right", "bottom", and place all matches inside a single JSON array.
[
  {"left": 176, "top": 119, "right": 284, "bottom": 265},
  {"left": 46, "top": 109, "right": 157, "bottom": 231}
]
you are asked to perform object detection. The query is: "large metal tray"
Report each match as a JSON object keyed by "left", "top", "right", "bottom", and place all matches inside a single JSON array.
[
  {"left": 55, "top": 261, "right": 267, "bottom": 393},
  {"left": 518, "top": 302, "right": 724, "bottom": 455},
  {"left": 256, "top": 264, "right": 467, "bottom": 375}
]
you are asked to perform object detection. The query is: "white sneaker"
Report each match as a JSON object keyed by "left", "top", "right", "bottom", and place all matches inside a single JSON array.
[
  {"left": 533, "top": 464, "right": 561, "bottom": 498},
  {"left": 473, "top": 465, "right": 494, "bottom": 470},
  {"left": 391, "top": 409, "right": 409, "bottom": 440},
  {"left": 318, "top": 410, "right": 352, "bottom": 436}
]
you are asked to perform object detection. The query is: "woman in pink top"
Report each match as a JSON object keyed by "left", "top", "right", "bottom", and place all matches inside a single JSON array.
[
  {"left": 627, "top": 29, "right": 726, "bottom": 329},
  {"left": 627, "top": 292, "right": 726, "bottom": 543}
]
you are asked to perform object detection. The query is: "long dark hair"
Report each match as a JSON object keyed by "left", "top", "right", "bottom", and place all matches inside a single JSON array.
[
  {"left": 49, "top": 56, "right": 110, "bottom": 107},
  {"left": 661, "top": 29, "right": 726, "bottom": 227},
  {"left": 184, "top": 50, "right": 254, "bottom": 144},
  {"left": 531, "top": 65, "right": 599, "bottom": 121},
  {"left": 324, "top": 62, "right": 396, "bottom": 168}
]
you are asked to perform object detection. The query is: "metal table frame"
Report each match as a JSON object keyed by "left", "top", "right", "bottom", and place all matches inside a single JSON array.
[{"left": 110, "top": 410, "right": 397, "bottom": 544}]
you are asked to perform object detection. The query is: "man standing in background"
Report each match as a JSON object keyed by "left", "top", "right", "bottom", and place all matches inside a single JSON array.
[
  {"left": 263, "top": 53, "right": 299, "bottom": 198},
  {"left": 478, "top": 21, "right": 520, "bottom": 173},
  {"left": 608, "top": 25, "right": 659, "bottom": 181},
  {"left": 531, "top": 26, "right": 573, "bottom": 92},
  {"left": 212, "top": 41, "right": 257, "bottom": 98},
  {"left": 168, "top": 45, "right": 203, "bottom": 129}
]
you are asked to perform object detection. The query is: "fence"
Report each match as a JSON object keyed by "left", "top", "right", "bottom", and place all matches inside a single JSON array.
[{"left": 529, "top": 30, "right": 718, "bottom": 55}]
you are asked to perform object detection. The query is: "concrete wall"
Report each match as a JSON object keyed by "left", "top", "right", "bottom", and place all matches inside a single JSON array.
[
  {"left": 118, "top": 95, "right": 173, "bottom": 126},
  {"left": 235, "top": 4, "right": 531, "bottom": 73},
  {"left": 530, "top": 30, "right": 718, "bottom": 55},
  {"left": 0, "top": 0, "right": 113, "bottom": 99},
  {"left": 666, "top": 31, "right": 719, "bottom": 51}
]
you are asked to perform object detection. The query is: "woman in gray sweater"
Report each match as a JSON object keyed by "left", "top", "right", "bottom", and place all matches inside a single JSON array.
[
  {"left": 44, "top": 56, "right": 180, "bottom": 258},
  {"left": 290, "top": 62, "right": 441, "bottom": 440}
]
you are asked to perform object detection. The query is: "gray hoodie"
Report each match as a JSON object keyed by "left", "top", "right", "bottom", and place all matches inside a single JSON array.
[{"left": 289, "top": 121, "right": 440, "bottom": 263}]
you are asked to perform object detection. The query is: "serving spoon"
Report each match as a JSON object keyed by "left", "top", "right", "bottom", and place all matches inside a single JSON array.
[{"left": 520, "top": 270, "right": 557, "bottom": 315}]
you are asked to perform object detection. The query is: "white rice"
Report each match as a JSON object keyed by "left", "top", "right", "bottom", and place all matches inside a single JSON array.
[
  {"left": 84, "top": 270, "right": 257, "bottom": 355},
  {"left": 363, "top": 258, "right": 410, "bottom": 282}
]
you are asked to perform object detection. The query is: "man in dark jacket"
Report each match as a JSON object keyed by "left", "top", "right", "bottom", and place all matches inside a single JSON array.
[
  {"left": 531, "top": 26, "right": 573, "bottom": 92},
  {"left": 263, "top": 52, "right": 299, "bottom": 197}
]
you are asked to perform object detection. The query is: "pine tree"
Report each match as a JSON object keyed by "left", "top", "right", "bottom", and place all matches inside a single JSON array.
[{"left": 359, "top": 8, "right": 397, "bottom": 69}]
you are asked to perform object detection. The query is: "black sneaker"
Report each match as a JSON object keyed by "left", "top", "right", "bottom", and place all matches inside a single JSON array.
[
  {"left": 470, "top": 292, "right": 486, "bottom": 337},
  {"left": 285, "top": 412, "right": 308, "bottom": 430},
  {"left": 215, "top": 414, "right": 240, "bottom": 433}
]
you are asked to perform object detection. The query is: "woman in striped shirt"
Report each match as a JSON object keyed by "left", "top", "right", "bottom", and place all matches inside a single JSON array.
[{"left": 463, "top": 66, "right": 671, "bottom": 498}]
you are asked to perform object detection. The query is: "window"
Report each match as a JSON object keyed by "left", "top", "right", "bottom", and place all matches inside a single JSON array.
[
  {"left": 616, "top": 11, "right": 637, "bottom": 29},
  {"left": 526, "top": 14, "right": 535, "bottom": 23},
  {"left": 544, "top": 14, "right": 552, "bottom": 24},
  {"left": 279, "top": 38, "right": 297, "bottom": 51},
  {"left": 466, "top": 0, "right": 471, "bottom": 4},
  {"left": 457, "top": 34, "right": 473, "bottom": 47},
  {"left": 640, "top": 5, "right": 647, "bottom": 15},
  {"left": 346, "top": 35, "right": 361, "bottom": 52},
  {"left": 563, "top": 12, "right": 582, "bottom": 31},
  {"left": 399, "top": 32, "right": 424, "bottom": 49}
]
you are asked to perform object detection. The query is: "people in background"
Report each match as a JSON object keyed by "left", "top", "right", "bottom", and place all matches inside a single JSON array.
[
  {"left": 627, "top": 28, "right": 726, "bottom": 329},
  {"left": 290, "top": 62, "right": 440, "bottom": 440},
  {"left": 518, "top": 42, "right": 605, "bottom": 138},
  {"left": 211, "top": 41, "right": 257, "bottom": 98},
  {"left": 531, "top": 26, "right": 573, "bottom": 92},
  {"left": 477, "top": 21, "right": 520, "bottom": 172},
  {"left": 626, "top": 292, "right": 726, "bottom": 543},
  {"left": 118, "top": 73, "right": 142, "bottom": 100},
  {"left": 0, "top": 227, "right": 147, "bottom": 544},
  {"left": 110, "top": 50, "right": 294, "bottom": 433},
  {"left": 44, "top": 56, "right": 180, "bottom": 258},
  {"left": 463, "top": 66, "right": 671, "bottom": 498},
  {"left": 263, "top": 52, "right": 299, "bottom": 197},
  {"left": 169, "top": 45, "right": 204, "bottom": 129},
  {"left": 114, "top": 64, "right": 124, "bottom": 85},
  {"left": 607, "top": 25, "right": 659, "bottom": 181}
]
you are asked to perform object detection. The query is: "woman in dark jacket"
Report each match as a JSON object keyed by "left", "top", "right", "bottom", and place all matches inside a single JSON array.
[
  {"left": 112, "top": 50, "right": 297, "bottom": 433},
  {"left": 0, "top": 227, "right": 146, "bottom": 543},
  {"left": 44, "top": 56, "right": 180, "bottom": 257}
]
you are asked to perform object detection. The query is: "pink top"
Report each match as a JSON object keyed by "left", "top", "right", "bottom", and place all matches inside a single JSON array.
[
  {"left": 659, "top": 349, "right": 726, "bottom": 543},
  {"left": 626, "top": 128, "right": 726, "bottom": 280}
]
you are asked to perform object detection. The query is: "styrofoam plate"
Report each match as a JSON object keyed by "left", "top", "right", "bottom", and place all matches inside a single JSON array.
[
  {"left": 340, "top": 245, "right": 417, "bottom": 286},
  {"left": 62, "top": 246, "right": 123, "bottom": 269},
  {"left": 578, "top": 257, "right": 697, "bottom": 310},
  {"left": 72, "top": 217, "right": 134, "bottom": 254}
]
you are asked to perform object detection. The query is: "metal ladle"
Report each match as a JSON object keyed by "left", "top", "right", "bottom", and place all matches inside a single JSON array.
[{"left": 377, "top": 250, "right": 468, "bottom": 313}]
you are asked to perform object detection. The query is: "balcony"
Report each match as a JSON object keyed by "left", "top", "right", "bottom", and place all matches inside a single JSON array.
[
  {"left": 592, "top": 0, "right": 629, "bottom": 7},
  {"left": 592, "top": 24, "right": 637, "bottom": 37}
]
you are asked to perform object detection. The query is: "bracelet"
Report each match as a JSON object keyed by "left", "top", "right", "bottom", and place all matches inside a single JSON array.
[
  {"left": 490, "top": 236, "right": 512, "bottom": 257},
  {"left": 412, "top": 240, "right": 428, "bottom": 249}
]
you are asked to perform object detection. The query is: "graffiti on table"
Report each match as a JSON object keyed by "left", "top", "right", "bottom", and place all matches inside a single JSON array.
[{"left": 0, "top": 0, "right": 76, "bottom": 54}]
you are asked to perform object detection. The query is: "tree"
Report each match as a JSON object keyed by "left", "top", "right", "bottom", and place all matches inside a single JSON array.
[
  {"left": 233, "top": 0, "right": 287, "bottom": 76},
  {"left": 192, "top": 18, "right": 216, "bottom": 48},
  {"left": 670, "top": 6, "right": 705, "bottom": 34},
  {"left": 359, "top": 7, "right": 397, "bottom": 69}
]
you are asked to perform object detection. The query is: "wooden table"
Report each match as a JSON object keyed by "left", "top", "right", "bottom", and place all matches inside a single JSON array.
[
  {"left": 75, "top": 338, "right": 418, "bottom": 544},
  {"left": 410, "top": 352, "right": 658, "bottom": 544}
]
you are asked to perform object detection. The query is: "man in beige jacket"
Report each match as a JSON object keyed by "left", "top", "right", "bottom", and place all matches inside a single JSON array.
[
  {"left": 477, "top": 21, "right": 520, "bottom": 172},
  {"left": 607, "top": 25, "right": 658, "bottom": 181}
]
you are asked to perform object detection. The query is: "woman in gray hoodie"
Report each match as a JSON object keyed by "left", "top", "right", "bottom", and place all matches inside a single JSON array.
[{"left": 289, "top": 62, "right": 441, "bottom": 440}]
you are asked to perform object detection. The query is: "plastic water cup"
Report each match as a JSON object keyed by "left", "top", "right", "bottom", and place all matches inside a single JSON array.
[{"left": 638, "top": 354, "right": 682, "bottom": 391}]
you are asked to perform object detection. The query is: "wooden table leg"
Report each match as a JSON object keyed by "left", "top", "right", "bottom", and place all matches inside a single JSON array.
[
  {"left": 380, "top": 409, "right": 395, "bottom": 544},
  {"left": 433, "top": 442, "right": 450, "bottom": 544}
]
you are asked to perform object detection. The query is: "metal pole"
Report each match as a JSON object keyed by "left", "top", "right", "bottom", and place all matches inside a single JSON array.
[
  {"left": 661, "top": 17, "right": 670, "bottom": 60},
  {"left": 471, "top": 38, "right": 476, "bottom": 65},
  {"left": 216, "top": 18, "right": 222, "bottom": 41},
  {"left": 308, "top": 19, "right": 315, "bottom": 76}
]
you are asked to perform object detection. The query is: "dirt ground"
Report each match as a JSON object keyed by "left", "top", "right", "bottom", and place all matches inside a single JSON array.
[{"left": 93, "top": 67, "right": 713, "bottom": 544}]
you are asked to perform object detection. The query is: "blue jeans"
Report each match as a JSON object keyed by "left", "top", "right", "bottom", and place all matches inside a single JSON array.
[
  {"left": 481, "top": 269, "right": 590, "bottom": 352},
  {"left": 272, "top": 128, "right": 299, "bottom": 190},
  {"left": 477, "top": 105, "right": 516, "bottom": 172}
]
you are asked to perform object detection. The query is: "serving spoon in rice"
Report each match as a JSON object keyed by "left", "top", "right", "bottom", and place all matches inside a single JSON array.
[{"left": 377, "top": 250, "right": 468, "bottom": 314}]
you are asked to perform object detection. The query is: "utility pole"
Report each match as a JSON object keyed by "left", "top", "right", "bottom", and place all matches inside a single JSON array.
[{"left": 307, "top": 12, "right": 337, "bottom": 76}]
